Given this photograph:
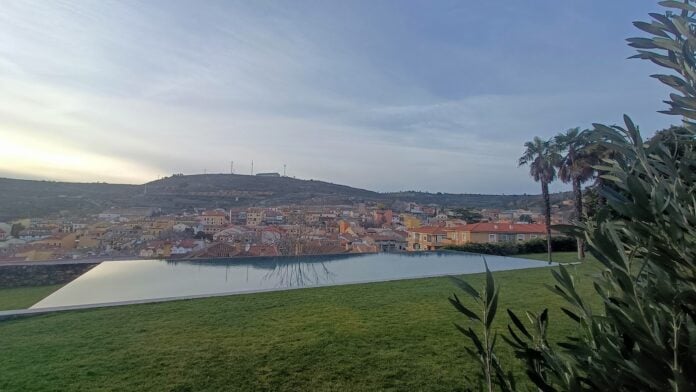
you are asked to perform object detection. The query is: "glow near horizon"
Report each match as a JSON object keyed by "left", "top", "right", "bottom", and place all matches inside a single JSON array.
[{"left": 0, "top": 0, "right": 675, "bottom": 192}]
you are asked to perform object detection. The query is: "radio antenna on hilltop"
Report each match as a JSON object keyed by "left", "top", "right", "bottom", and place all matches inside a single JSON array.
[
  {"left": 283, "top": 164, "right": 287, "bottom": 177},
  {"left": 230, "top": 160, "right": 234, "bottom": 174},
  {"left": 251, "top": 160, "right": 254, "bottom": 175}
]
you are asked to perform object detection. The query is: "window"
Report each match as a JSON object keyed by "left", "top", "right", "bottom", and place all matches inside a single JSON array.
[
  {"left": 531, "top": 234, "right": 538, "bottom": 239},
  {"left": 517, "top": 234, "right": 525, "bottom": 241},
  {"left": 488, "top": 234, "right": 496, "bottom": 243}
]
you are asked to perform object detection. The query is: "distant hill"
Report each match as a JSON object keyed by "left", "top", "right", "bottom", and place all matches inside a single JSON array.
[
  {"left": 142, "top": 174, "right": 381, "bottom": 209},
  {"left": 384, "top": 191, "right": 572, "bottom": 210},
  {"left": 0, "top": 175, "right": 571, "bottom": 220},
  {"left": 0, "top": 178, "right": 141, "bottom": 221}
]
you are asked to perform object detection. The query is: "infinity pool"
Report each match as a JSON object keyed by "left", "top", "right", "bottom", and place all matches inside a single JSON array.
[{"left": 31, "top": 252, "right": 553, "bottom": 309}]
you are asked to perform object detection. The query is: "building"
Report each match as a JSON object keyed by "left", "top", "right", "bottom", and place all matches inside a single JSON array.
[
  {"left": 463, "top": 222, "right": 547, "bottom": 243},
  {"left": 373, "top": 210, "right": 394, "bottom": 227},
  {"left": 0, "top": 228, "right": 6, "bottom": 241},
  {"left": 31, "top": 233, "right": 78, "bottom": 249},
  {"left": 407, "top": 222, "right": 551, "bottom": 251},
  {"left": 189, "top": 242, "right": 240, "bottom": 258},
  {"left": 255, "top": 172, "right": 280, "bottom": 177},
  {"left": 246, "top": 209, "right": 265, "bottom": 226},
  {"left": 368, "top": 233, "right": 407, "bottom": 252},
  {"left": 171, "top": 239, "right": 203, "bottom": 255},
  {"left": 200, "top": 210, "right": 227, "bottom": 226},
  {"left": 407, "top": 226, "right": 448, "bottom": 251},
  {"left": 213, "top": 226, "right": 255, "bottom": 244}
]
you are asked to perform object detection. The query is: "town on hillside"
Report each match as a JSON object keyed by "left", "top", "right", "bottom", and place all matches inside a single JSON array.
[{"left": 0, "top": 199, "right": 576, "bottom": 263}]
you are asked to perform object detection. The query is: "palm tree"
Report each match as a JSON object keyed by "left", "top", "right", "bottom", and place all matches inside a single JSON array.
[
  {"left": 519, "top": 137, "right": 559, "bottom": 262},
  {"left": 582, "top": 127, "right": 622, "bottom": 209},
  {"left": 554, "top": 128, "right": 595, "bottom": 260}
]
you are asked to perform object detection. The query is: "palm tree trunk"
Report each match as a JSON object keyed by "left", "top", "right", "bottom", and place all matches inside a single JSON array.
[
  {"left": 542, "top": 181, "right": 552, "bottom": 262},
  {"left": 573, "top": 176, "right": 585, "bottom": 260}
]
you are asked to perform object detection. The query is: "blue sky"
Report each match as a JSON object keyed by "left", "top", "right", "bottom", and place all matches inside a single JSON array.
[{"left": 0, "top": 0, "right": 675, "bottom": 193}]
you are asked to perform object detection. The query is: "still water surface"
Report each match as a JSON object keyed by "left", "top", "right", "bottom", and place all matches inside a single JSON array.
[{"left": 32, "top": 252, "right": 553, "bottom": 309}]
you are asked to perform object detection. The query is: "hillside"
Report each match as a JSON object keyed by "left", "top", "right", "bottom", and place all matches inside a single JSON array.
[
  {"left": 385, "top": 191, "right": 572, "bottom": 210},
  {"left": 142, "top": 174, "right": 382, "bottom": 209},
  {"left": 0, "top": 175, "right": 571, "bottom": 220},
  {"left": 0, "top": 178, "right": 141, "bottom": 221}
]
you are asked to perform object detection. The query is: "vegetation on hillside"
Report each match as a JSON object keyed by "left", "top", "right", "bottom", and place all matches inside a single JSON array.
[{"left": 0, "top": 175, "right": 572, "bottom": 221}]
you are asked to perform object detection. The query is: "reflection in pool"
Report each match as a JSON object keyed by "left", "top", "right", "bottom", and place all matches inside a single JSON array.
[{"left": 31, "top": 252, "right": 553, "bottom": 309}]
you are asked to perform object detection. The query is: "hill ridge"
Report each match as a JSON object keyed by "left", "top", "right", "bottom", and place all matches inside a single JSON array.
[{"left": 0, "top": 175, "right": 571, "bottom": 220}]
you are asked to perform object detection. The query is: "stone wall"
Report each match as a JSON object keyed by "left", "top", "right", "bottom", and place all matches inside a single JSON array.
[{"left": 0, "top": 263, "right": 99, "bottom": 288}]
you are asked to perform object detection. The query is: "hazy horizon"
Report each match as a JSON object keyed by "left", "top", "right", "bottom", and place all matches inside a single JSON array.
[{"left": 0, "top": 1, "right": 675, "bottom": 194}]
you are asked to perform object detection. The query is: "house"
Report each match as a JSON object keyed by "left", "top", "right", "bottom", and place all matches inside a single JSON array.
[
  {"left": 246, "top": 209, "right": 265, "bottom": 226},
  {"left": 31, "top": 232, "right": 78, "bottom": 249},
  {"left": 0, "top": 228, "right": 6, "bottom": 241},
  {"left": 213, "top": 226, "right": 255, "bottom": 244},
  {"left": 407, "top": 226, "right": 449, "bottom": 251},
  {"left": 200, "top": 210, "right": 227, "bottom": 226},
  {"left": 171, "top": 239, "right": 203, "bottom": 255},
  {"left": 263, "top": 210, "right": 284, "bottom": 225},
  {"left": 443, "top": 222, "right": 549, "bottom": 245},
  {"left": 466, "top": 222, "right": 548, "bottom": 243},
  {"left": 189, "top": 242, "right": 240, "bottom": 258},
  {"left": 366, "top": 232, "right": 407, "bottom": 252},
  {"left": 139, "top": 241, "right": 171, "bottom": 258},
  {"left": 139, "top": 247, "right": 156, "bottom": 258},
  {"left": 373, "top": 210, "right": 393, "bottom": 226},
  {"left": 259, "top": 227, "right": 284, "bottom": 244}
]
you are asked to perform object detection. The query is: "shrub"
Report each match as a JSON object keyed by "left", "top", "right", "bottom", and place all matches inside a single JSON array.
[
  {"left": 449, "top": 2, "right": 696, "bottom": 390},
  {"left": 445, "top": 236, "right": 576, "bottom": 257}
]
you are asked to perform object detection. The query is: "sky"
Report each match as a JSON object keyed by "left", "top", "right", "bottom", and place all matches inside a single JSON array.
[{"left": 0, "top": 0, "right": 676, "bottom": 194}]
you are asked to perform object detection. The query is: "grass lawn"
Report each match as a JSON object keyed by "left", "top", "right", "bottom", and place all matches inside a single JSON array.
[
  {"left": 0, "top": 253, "right": 602, "bottom": 391},
  {"left": 0, "top": 285, "right": 64, "bottom": 311},
  {"left": 518, "top": 251, "right": 599, "bottom": 264}
]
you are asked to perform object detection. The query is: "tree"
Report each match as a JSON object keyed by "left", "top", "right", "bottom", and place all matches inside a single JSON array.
[
  {"left": 517, "top": 214, "right": 533, "bottom": 223},
  {"left": 451, "top": 1, "right": 696, "bottom": 390},
  {"left": 554, "top": 128, "right": 595, "bottom": 259},
  {"left": 452, "top": 208, "right": 483, "bottom": 223},
  {"left": 10, "top": 223, "right": 24, "bottom": 238},
  {"left": 649, "top": 125, "right": 691, "bottom": 158},
  {"left": 518, "top": 137, "right": 559, "bottom": 262}
]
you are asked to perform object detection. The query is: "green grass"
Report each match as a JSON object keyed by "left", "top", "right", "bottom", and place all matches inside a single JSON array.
[
  {"left": 0, "top": 254, "right": 602, "bottom": 391},
  {"left": 518, "top": 251, "right": 599, "bottom": 264},
  {"left": 0, "top": 285, "right": 64, "bottom": 311}
]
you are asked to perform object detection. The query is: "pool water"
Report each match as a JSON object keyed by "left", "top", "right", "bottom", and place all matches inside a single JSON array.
[{"left": 31, "top": 252, "right": 553, "bottom": 309}]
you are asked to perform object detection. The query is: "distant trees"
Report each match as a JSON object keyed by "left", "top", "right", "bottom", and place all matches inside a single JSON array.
[{"left": 518, "top": 137, "right": 559, "bottom": 262}]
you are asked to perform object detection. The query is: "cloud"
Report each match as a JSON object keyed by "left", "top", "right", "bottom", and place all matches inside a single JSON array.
[{"left": 0, "top": 0, "right": 675, "bottom": 194}]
